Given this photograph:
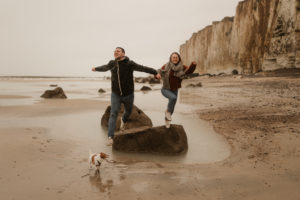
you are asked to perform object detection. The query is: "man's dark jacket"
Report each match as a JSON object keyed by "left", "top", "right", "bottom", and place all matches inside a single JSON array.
[{"left": 95, "top": 56, "right": 157, "bottom": 96}]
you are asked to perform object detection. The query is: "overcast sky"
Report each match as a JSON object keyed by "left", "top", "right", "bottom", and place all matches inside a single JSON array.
[{"left": 0, "top": 0, "right": 241, "bottom": 77}]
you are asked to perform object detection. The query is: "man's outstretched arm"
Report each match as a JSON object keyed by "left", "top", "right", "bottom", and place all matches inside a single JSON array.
[
  {"left": 92, "top": 60, "right": 114, "bottom": 72},
  {"left": 131, "top": 61, "right": 157, "bottom": 75}
]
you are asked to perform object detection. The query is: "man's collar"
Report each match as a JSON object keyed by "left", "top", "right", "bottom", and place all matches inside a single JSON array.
[{"left": 116, "top": 56, "right": 125, "bottom": 61}]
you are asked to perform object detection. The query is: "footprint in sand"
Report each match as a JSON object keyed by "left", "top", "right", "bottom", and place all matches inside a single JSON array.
[
  {"left": 46, "top": 139, "right": 52, "bottom": 143},
  {"left": 78, "top": 158, "right": 88, "bottom": 163},
  {"left": 119, "top": 174, "right": 126, "bottom": 180}
]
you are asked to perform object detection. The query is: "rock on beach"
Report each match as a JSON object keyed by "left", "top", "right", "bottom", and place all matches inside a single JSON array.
[
  {"left": 101, "top": 104, "right": 153, "bottom": 131},
  {"left": 113, "top": 124, "right": 188, "bottom": 154},
  {"left": 40, "top": 87, "right": 67, "bottom": 99}
]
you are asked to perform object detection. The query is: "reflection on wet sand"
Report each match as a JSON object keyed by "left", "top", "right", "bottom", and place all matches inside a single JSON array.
[{"left": 88, "top": 162, "right": 128, "bottom": 193}]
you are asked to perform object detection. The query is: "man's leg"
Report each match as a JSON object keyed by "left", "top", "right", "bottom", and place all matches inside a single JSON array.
[
  {"left": 108, "top": 92, "right": 121, "bottom": 138},
  {"left": 161, "top": 88, "right": 178, "bottom": 114},
  {"left": 121, "top": 93, "right": 134, "bottom": 123}
]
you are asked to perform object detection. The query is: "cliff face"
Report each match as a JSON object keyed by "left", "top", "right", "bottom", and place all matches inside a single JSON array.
[
  {"left": 263, "top": 0, "right": 300, "bottom": 70},
  {"left": 180, "top": 0, "right": 299, "bottom": 74},
  {"left": 180, "top": 17, "right": 235, "bottom": 74}
]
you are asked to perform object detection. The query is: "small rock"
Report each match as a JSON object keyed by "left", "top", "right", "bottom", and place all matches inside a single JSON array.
[
  {"left": 140, "top": 86, "right": 152, "bottom": 91},
  {"left": 98, "top": 88, "right": 106, "bottom": 93},
  {"left": 248, "top": 155, "right": 255, "bottom": 159},
  {"left": 41, "top": 87, "right": 67, "bottom": 99},
  {"left": 186, "top": 82, "right": 202, "bottom": 88},
  {"left": 135, "top": 77, "right": 149, "bottom": 83},
  {"left": 233, "top": 75, "right": 243, "bottom": 79},
  {"left": 232, "top": 69, "right": 239, "bottom": 75}
]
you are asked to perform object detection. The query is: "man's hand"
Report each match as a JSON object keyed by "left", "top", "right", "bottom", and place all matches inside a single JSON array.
[
  {"left": 155, "top": 74, "right": 161, "bottom": 79},
  {"left": 192, "top": 61, "right": 197, "bottom": 65},
  {"left": 92, "top": 67, "right": 96, "bottom": 72}
]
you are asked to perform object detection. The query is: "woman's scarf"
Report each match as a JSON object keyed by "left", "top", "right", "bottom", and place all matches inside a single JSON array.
[
  {"left": 159, "top": 61, "right": 186, "bottom": 89},
  {"left": 161, "top": 61, "right": 185, "bottom": 77}
]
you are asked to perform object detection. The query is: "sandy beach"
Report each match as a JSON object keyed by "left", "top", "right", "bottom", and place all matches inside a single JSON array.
[{"left": 0, "top": 74, "right": 300, "bottom": 200}]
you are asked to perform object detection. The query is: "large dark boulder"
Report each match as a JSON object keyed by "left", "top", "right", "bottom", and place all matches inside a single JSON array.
[
  {"left": 41, "top": 87, "right": 67, "bottom": 99},
  {"left": 101, "top": 104, "right": 153, "bottom": 131},
  {"left": 113, "top": 125, "right": 188, "bottom": 154}
]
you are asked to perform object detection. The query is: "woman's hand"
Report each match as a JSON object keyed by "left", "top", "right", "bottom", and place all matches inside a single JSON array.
[
  {"left": 186, "top": 61, "right": 196, "bottom": 71},
  {"left": 155, "top": 74, "right": 161, "bottom": 79}
]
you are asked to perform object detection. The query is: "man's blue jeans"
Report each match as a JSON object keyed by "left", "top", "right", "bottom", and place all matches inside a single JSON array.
[
  {"left": 108, "top": 92, "right": 134, "bottom": 138},
  {"left": 161, "top": 88, "right": 178, "bottom": 114}
]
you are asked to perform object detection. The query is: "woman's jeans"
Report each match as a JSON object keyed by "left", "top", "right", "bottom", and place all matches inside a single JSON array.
[
  {"left": 161, "top": 88, "right": 178, "bottom": 115},
  {"left": 108, "top": 92, "right": 134, "bottom": 138}
]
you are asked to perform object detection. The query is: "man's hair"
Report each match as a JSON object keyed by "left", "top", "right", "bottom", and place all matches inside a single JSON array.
[
  {"left": 169, "top": 52, "right": 181, "bottom": 63},
  {"left": 116, "top": 47, "right": 125, "bottom": 53}
]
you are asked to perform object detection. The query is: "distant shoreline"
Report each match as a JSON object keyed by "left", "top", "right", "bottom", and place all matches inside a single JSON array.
[
  {"left": 0, "top": 76, "right": 107, "bottom": 79},
  {"left": 0, "top": 74, "right": 153, "bottom": 79}
]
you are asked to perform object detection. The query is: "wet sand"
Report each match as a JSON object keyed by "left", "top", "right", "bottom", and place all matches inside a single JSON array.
[{"left": 1, "top": 75, "right": 300, "bottom": 199}]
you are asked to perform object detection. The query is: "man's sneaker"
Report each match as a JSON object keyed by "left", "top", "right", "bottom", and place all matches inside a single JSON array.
[
  {"left": 165, "top": 111, "right": 172, "bottom": 121},
  {"left": 106, "top": 137, "right": 113, "bottom": 146},
  {"left": 165, "top": 119, "right": 171, "bottom": 128},
  {"left": 120, "top": 118, "right": 126, "bottom": 131}
]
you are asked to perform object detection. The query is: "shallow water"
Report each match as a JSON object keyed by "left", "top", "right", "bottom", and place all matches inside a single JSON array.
[
  {"left": 0, "top": 78, "right": 230, "bottom": 164},
  {"left": 0, "top": 78, "right": 112, "bottom": 105}
]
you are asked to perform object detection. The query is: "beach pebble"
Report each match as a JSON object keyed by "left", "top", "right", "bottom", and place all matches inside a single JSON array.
[
  {"left": 186, "top": 82, "right": 202, "bottom": 88},
  {"left": 98, "top": 88, "right": 106, "bottom": 93},
  {"left": 140, "top": 86, "right": 152, "bottom": 91}
]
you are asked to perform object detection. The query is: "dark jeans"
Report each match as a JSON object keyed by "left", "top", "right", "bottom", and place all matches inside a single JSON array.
[
  {"left": 108, "top": 92, "right": 134, "bottom": 138},
  {"left": 161, "top": 88, "right": 178, "bottom": 114}
]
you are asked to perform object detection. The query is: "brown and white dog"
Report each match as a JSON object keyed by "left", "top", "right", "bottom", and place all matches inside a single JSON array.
[{"left": 89, "top": 151, "right": 109, "bottom": 172}]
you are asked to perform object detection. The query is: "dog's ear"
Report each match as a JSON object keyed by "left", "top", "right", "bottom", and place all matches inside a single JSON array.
[{"left": 100, "top": 152, "right": 109, "bottom": 159}]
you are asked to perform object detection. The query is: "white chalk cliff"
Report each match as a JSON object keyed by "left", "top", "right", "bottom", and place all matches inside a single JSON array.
[{"left": 180, "top": 0, "right": 300, "bottom": 74}]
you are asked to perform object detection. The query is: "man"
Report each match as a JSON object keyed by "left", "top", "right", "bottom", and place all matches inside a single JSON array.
[{"left": 92, "top": 47, "right": 157, "bottom": 145}]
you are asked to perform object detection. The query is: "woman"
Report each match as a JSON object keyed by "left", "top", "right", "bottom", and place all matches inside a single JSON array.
[{"left": 156, "top": 52, "right": 196, "bottom": 128}]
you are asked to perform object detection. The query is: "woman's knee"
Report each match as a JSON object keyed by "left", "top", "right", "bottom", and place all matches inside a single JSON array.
[{"left": 169, "top": 95, "right": 177, "bottom": 102}]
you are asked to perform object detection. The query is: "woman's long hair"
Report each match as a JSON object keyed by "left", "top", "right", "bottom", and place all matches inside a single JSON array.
[{"left": 169, "top": 52, "right": 182, "bottom": 64}]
